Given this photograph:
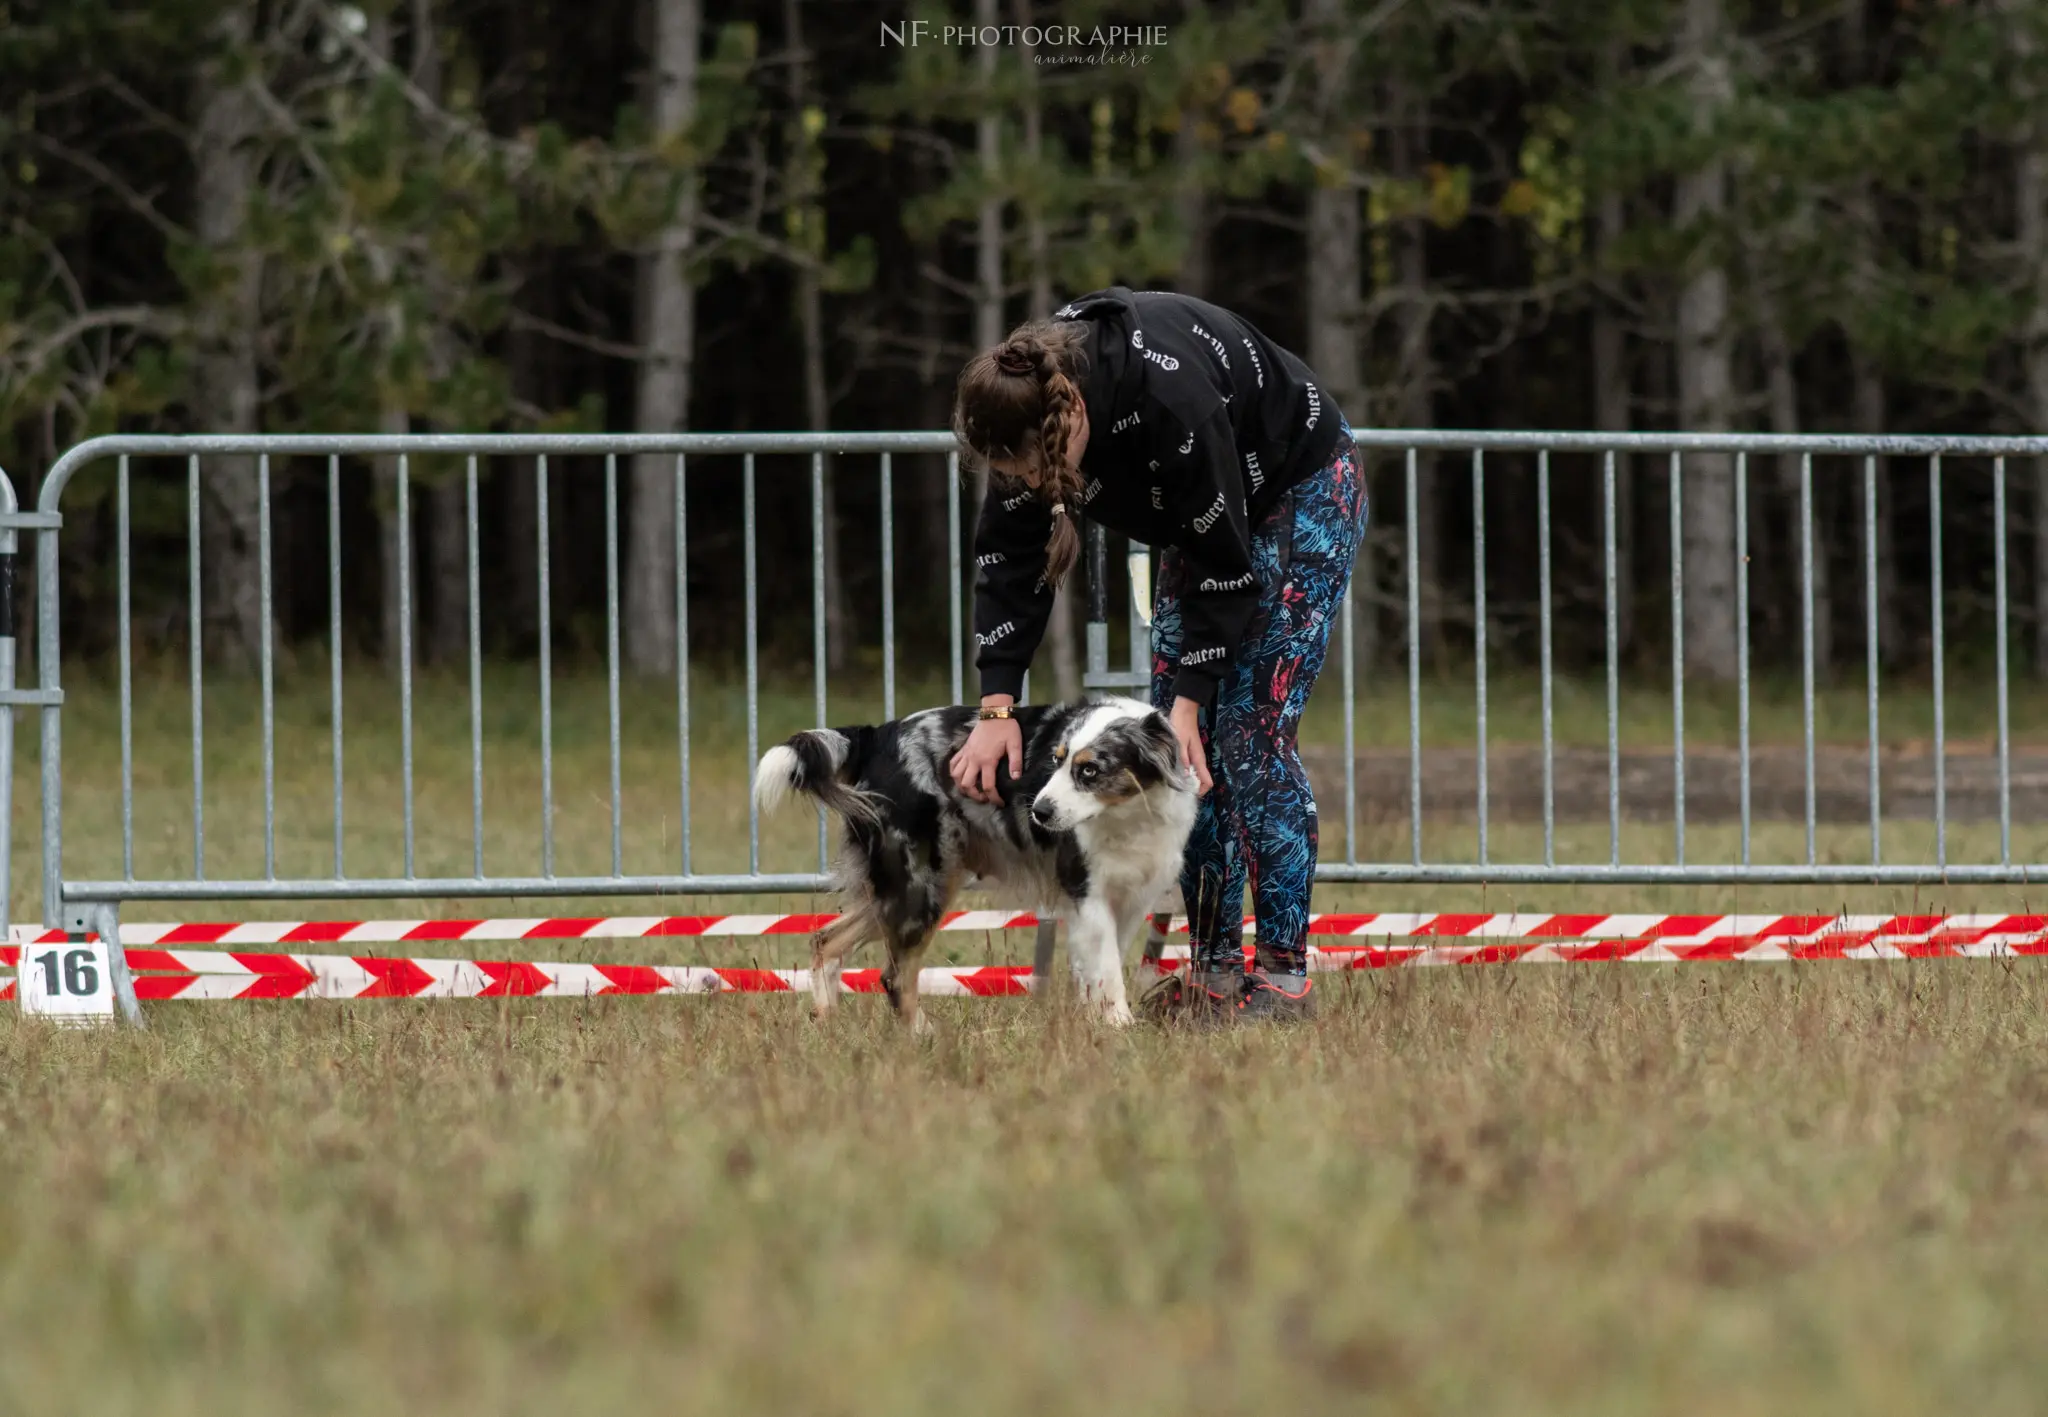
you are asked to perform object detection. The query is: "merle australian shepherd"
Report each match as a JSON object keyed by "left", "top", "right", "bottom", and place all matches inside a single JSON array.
[{"left": 754, "top": 697, "right": 1198, "bottom": 1029}]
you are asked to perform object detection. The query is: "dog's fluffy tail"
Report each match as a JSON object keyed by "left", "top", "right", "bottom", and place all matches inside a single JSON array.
[{"left": 754, "top": 729, "right": 882, "bottom": 826}]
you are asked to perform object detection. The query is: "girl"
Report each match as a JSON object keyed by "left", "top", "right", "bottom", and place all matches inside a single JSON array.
[{"left": 948, "top": 286, "right": 1368, "bottom": 1023}]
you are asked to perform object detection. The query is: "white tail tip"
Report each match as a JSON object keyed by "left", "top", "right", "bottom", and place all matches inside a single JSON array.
[{"left": 754, "top": 744, "right": 803, "bottom": 814}]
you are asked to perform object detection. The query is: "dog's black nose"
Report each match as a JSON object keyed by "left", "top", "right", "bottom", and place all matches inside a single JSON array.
[{"left": 1030, "top": 799, "right": 1055, "bottom": 826}]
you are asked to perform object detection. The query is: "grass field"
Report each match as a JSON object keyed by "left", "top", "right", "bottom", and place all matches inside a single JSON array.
[{"left": 6, "top": 662, "right": 2048, "bottom": 1412}]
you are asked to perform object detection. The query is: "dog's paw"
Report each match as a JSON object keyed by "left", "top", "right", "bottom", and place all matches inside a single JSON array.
[
  {"left": 909, "top": 1010, "right": 936, "bottom": 1038},
  {"left": 1101, "top": 1000, "right": 1136, "bottom": 1028}
]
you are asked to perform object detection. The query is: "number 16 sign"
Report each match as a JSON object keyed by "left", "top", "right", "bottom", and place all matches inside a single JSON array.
[{"left": 19, "top": 937, "right": 117, "bottom": 1023}]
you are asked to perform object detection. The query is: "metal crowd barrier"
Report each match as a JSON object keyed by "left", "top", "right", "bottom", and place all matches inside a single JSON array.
[{"left": 13, "top": 430, "right": 2048, "bottom": 961}]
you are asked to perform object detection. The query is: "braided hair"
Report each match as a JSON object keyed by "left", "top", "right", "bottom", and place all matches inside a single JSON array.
[{"left": 952, "top": 318, "right": 1091, "bottom": 588}]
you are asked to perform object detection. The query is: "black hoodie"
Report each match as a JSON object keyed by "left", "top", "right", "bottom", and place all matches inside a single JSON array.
[{"left": 972, "top": 287, "right": 1348, "bottom": 707}]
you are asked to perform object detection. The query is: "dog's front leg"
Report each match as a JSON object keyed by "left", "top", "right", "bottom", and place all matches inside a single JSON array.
[{"left": 1067, "top": 897, "right": 1133, "bottom": 1027}]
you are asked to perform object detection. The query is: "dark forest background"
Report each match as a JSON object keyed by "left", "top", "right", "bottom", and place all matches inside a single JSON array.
[{"left": 4, "top": 0, "right": 2045, "bottom": 696}]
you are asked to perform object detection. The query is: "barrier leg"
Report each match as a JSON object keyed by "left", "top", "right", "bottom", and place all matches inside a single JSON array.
[{"left": 75, "top": 903, "right": 142, "bottom": 1026}]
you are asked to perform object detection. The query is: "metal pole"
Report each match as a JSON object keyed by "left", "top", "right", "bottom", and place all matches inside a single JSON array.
[
  {"left": 1865, "top": 454, "right": 1882, "bottom": 866},
  {"left": 1735, "top": 452, "right": 1751, "bottom": 866},
  {"left": 1407, "top": 448, "right": 1423, "bottom": 867},
  {"left": 1603, "top": 450, "right": 1620, "bottom": 867},
  {"left": 467, "top": 455, "right": 484, "bottom": 879},
  {"left": 1800, "top": 452, "right": 1816, "bottom": 866},
  {"left": 1668, "top": 451, "right": 1684, "bottom": 866},
  {"left": 329, "top": 455, "right": 345, "bottom": 879},
  {"left": 1995, "top": 456, "right": 2011, "bottom": 865},
  {"left": 1931, "top": 454, "right": 1946, "bottom": 868},
  {"left": 605, "top": 454, "right": 623, "bottom": 877},
  {"left": 746, "top": 454, "right": 761, "bottom": 873},
  {"left": 1537, "top": 449, "right": 1554, "bottom": 868},
  {"left": 1472, "top": 449, "right": 1488, "bottom": 865},
  {"left": 118, "top": 456, "right": 133, "bottom": 881}
]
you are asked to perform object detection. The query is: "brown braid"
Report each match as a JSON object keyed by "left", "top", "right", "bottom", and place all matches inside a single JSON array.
[
  {"left": 1035, "top": 368, "right": 1083, "bottom": 587},
  {"left": 952, "top": 318, "right": 1092, "bottom": 589}
]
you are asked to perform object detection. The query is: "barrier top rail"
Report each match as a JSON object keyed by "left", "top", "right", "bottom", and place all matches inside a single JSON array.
[
  {"left": 40, "top": 432, "right": 964, "bottom": 508},
  {"left": 40, "top": 427, "right": 2048, "bottom": 505}
]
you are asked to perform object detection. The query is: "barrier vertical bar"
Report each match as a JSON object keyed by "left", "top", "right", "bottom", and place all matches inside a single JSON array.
[
  {"left": 467, "top": 455, "right": 483, "bottom": 879},
  {"left": 1603, "top": 450, "right": 1620, "bottom": 867},
  {"left": 328, "top": 455, "right": 344, "bottom": 878},
  {"left": 676, "top": 455, "right": 691, "bottom": 877},
  {"left": 1668, "top": 451, "right": 1684, "bottom": 866},
  {"left": 813, "top": 451, "right": 828, "bottom": 870},
  {"left": 117, "top": 456, "right": 133, "bottom": 881},
  {"left": 188, "top": 454, "right": 203, "bottom": 883},
  {"left": 881, "top": 453, "right": 897, "bottom": 722},
  {"left": 1799, "top": 451, "right": 1816, "bottom": 866},
  {"left": 1086, "top": 520, "right": 1108, "bottom": 678},
  {"left": 1931, "top": 454, "right": 1946, "bottom": 868},
  {"left": 90, "top": 901, "right": 141, "bottom": 1026},
  {"left": 0, "top": 475, "right": 15, "bottom": 934},
  {"left": 1735, "top": 453, "right": 1751, "bottom": 866},
  {"left": 1406, "top": 448, "right": 1422, "bottom": 866},
  {"left": 1342, "top": 555, "right": 1356, "bottom": 865},
  {"left": 1864, "top": 454, "right": 1881, "bottom": 865},
  {"left": 37, "top": 453, "right": 59, "bottom": 928},
  {"left": 948, "top": 451, "right": 964, "bottom": 705},
  {"left": 605, "top": 453, "right": 623, "bottom": 878},
  {"left": 1537, "top": 449, "right": 1554, "bottom": 867},
  {"left": 398, "top": 454, "right": 415, "bottom": 878},
  {"left": 258, "top": 453, "right": 275, "bottom": 881},
  {"left": 746, "top": 453, "right": 760, "bottom": 874},
  {"left": 538, "top": 455, "right": 554, "bottom": 878},
  {"left": 1995, "top": 455, "right": 2012, "bottom": 865},
  {"left": 1473, "top": 449, "right": 1488, "bottom": 865}
]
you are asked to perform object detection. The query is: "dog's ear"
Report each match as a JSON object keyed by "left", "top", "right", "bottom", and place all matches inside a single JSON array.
[{"left": 1134, "top": 711, "right": 1187, "bottom": 787}]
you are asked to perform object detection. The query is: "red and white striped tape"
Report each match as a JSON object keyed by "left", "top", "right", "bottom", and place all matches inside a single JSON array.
[
  {"left": 14, "top": 911, "right": 2048, "bottom": 950},
  {"left": 0, "top": 948, "right": 1035, "bottom": 1001},
  {"left": 4, "top": 908, "right": 2048, "bottom": 1004}
]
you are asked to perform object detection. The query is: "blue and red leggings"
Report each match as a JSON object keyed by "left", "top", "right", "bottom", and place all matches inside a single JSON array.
[{"left": 1149, "top": 427, "right": 1368, "bottom": 975}]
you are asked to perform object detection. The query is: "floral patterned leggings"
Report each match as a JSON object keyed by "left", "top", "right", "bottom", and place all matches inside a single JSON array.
[{"left": 1149, "top": 427, "right": 1368, "bottom": 975}]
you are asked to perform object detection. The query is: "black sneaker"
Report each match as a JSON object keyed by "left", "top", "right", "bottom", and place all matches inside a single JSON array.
[
  {"left": 1240, "top": 968, "right": 1315, "bottom": 1023},
  {"left": 1137, "top": 967, "right": 1246, "bottom": 1028}
]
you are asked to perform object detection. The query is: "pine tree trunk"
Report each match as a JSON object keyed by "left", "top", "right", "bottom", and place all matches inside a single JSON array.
[
  {"left": 190, "top": 3, "right": 266, "bottom": 671},
  {"left": 1386, "top": 84, "right": 1439, "bottom": 665},
  {"left": 1172, "top": 0, "right": 1211, "bottom": 301},
  {"left": 405, "top": 0, "right": 468, "bottom": 670},
  {"left": 1592, "top": 68, "right": 1635, "bottom": 658},
  {"left": 1673, "top": 0, "right": 1738, "bottom": 682},
  {"left": 426, "top": 475, "right": 468, "bottom": 666},
  {"left": 502, "top": 279, "right": 544, "bottom": 655},
  {"left": 2020, "top": 136, "right": 2048, "bottom": 676},
  {"left": 785, "top": 0, "right": 846, "bottom": 674},
  {"left": 377, "top": 406, "right": 411, "bottom": 674},
  {"left": 914, "top": 259, "right": 956, "bottom": 614},
  {"left": 1016, "top": 1, "right": 1080, "bottom": 701},
  {"left": 968, "top": 0, "right": 1003, "bottom": 688},
  {"left": 1844, "top": 2, "right": 1898, "bottom": 672},
  {"left": 1305, "top": 0, "right": 1368, "bottom": 671},
  {"left": 628, "top": 0, "right": 700, "bottom": 677},
  {"left": 1852, "top": 352, "right": 1895, "bottom": 671},
  {"left": 1763, "top": 311, "right": 1829, "bottom": 677}
]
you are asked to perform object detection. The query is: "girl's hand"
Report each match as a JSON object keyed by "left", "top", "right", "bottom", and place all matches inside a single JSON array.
[
  {"left": 1170, "top": 696, "right": 1214, "bottom": 796},
  {"left": 950, "top": 699, "right": 1023, "bottom": 804}
]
